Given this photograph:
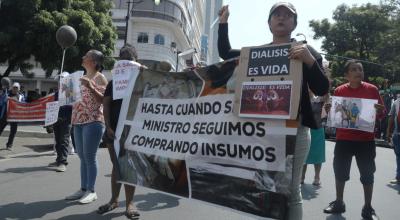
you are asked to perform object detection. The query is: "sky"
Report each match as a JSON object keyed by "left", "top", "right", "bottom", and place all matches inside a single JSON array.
[{"left": 221, "top": 0, "right": 382, "bottom": 54}]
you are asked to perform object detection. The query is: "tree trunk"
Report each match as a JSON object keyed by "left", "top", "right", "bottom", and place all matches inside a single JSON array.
[{"left": 1, "top": 61, "right": 17, "bottom": 78}]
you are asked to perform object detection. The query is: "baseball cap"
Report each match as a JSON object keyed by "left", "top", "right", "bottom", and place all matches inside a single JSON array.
[{"left": 268, "top": 2, "right": 297, "bottom": 22}]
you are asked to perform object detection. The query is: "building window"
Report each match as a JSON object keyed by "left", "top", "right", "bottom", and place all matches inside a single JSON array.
[
  {"left": 137, "top": 32, "right": 148, "bottom": 43},
  {"left": 154, "top": 34, "right": 165, "bottom": 45}
]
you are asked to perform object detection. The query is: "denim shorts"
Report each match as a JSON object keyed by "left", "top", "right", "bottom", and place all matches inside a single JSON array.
[{"left": 333, "top": 140, "right": 376, "bottom": 185}]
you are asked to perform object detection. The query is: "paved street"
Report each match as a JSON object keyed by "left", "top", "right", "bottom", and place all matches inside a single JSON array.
[{"left": 0, "top": 133, "right": 399, "bottom": 220}]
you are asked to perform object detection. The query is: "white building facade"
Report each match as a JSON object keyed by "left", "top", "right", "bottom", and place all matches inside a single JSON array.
[
  {"left": 112, "top": 0, "right": 221, "bottom": 71},
  {"left": 0, "top": 0, "right": 222, "bottom": 98}
]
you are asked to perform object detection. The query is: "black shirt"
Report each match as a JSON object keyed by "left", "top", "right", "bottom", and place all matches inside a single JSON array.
[
  {"left": 104, "top": 80, "right": 122, "bottom": 130},
  {"left": 54, "top": 91, "right": 72, "bottom": 123},
  {"left": 218, "top": 23, "right": 329, "bottom": 129}
]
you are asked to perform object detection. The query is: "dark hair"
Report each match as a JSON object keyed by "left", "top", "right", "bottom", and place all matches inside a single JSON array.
[
  {"left": 88, "top": 49, "right": 104, "bottom": 71},
  {"left": 343, "top": 59, "right": 362, "bottom": 74},
  {"left": 119, "top": 44, "right": 138, "bottom": 61}
]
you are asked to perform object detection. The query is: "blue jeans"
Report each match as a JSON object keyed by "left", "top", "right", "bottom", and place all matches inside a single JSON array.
[
  {"left": 392, "top": 133, "right": 400, "bottom": 179},
  {"left": 73, "top": 122, "right": 104, "bottom": 192}
]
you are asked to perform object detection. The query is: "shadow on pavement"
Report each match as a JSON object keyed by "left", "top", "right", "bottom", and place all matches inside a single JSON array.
[
  {"left": 134, "top": 192, "right": 180, "bottom": 211},
  {"left": 23, "top": 144, "right": 53, "bottom": 153},
  {"left": 301, "top": 183, "right": 320, "bottom": 200},
  {"left": 386, "top": 183, "right": 400, "bottom": 194},
  {"left": 325, "top": 214, "right": 346, "bottom": 220},
  {"left": 0, "top": 165, "right": 52, "bottom": 174},
  {"left": 57, "top": 210, "right": 124, "bottom": 220},
  {"left": 0, "top": 199, "right": 71, "bottom": 220},
  {"left": 11, "top": 152, "right": 54, "bottom": 159}
]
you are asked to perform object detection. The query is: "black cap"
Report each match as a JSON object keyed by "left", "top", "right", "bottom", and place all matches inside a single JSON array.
[{"left": 268, "top": 2, "right": 297, "bottom": 21}]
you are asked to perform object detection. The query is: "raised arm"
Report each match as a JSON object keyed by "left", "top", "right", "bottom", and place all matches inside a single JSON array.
[
  {"left": 301, "top": 45, "right": 329, "bottom": 96},
  {"left": 217, "top": 5, "right": 240, "bottom": 60}
]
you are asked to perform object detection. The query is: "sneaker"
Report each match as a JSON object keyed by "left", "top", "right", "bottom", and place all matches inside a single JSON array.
[
  {"left": 65, "top": 189, "right": 86, "bottom": 200},
  {"left": 68, "top": 147, "right": 75, "bottom": 155},
  {"left": 323, "top": 200, "right": 346, "bottom": 214},
  {"left": 389, "top": 178, "right": 400, "bottom": 184},
  {"left": 55, "top": 164, "right": 66, "bottom": 172},
  {"left": 361, "top": 206, "right": 379, "bottom": 220},
  {"left": 48, "top": 162, "right": 59, "bottom": 167},
  {"left": 79, "top": 192, "right": 97, "bottom": 204},
  {"left": 68, "top": 142, "right": 75, "bottom": 155}
]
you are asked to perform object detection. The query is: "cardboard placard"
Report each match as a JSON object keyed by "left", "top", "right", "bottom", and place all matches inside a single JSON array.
[{"left": 234, "top": 43, "right": 303, "bottom": 120}]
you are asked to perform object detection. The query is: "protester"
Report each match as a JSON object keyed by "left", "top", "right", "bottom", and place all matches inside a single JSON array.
[
  {"left": 323, "top": 60, "right": 385, "bottom": 220},
  {"left": 48, "top": 73, "right": 73, "bottom": 172},
  {"left": 387, "top": 93, "right": 400, "bottom": 185},
  {"left": 0, "top": 78, "right": 10, "bottom": 122},
  {"left": 97, "top": 44, "right": 141, "bottom": 219},
  {"left": 65, "top": 49, "right": 108, "bottom": 204},
  {"left": 301, "top": 92, "right": 328, "bottom": 186},
  {"left": 218, "top": 2, "right": 329, "bottom": 219},
  {"left": 0, "top": 82, "right": 24, "bottom": 149}
]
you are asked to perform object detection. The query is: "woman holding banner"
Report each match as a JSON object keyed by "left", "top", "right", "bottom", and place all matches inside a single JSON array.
[
  {"left": 97, "top": 45, "right": 141, "bottom": 219},
  {"left": 218, "top": 2, "right": 329, "bottom": 220},
  {"left": 65, "top": 49, "right": 108, "bottom": 204}
]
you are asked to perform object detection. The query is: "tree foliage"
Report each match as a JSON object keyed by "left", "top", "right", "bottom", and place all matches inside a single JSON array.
[
  {"left": 0, "top": 0, "right": 117, "bottom": 78},
  {"left": 310, "top": 2, "right": 400, "bottom": 83}
]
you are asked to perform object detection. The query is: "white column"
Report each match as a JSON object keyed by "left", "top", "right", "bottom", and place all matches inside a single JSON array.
[{"left": 36, "top": 80, "right": 41, "bottom": 93}]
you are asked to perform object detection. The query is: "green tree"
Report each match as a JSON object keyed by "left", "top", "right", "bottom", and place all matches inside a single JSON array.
[
  {"left": 309, "top": 3, "right": 393, "bottom": 79},
  {"left": 0, "top": 0, "right": 117, "bottom": 78},
  {"left": 379, "top": 0, "right": 400, "bottom": 82}
]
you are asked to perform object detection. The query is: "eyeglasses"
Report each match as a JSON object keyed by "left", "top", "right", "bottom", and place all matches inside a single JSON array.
[{"left": 271, "top": 11, "right": 294, "bottom": 19}]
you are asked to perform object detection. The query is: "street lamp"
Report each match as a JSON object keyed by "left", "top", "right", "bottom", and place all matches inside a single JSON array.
[
  {"left": 296, "top": 33, "right": 307, "bottom": 43},
  {"left": 124, "top": 0, "right": 161, "bottom": 45}
]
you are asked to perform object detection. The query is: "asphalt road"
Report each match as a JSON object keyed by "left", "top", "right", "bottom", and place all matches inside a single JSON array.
[{"left": 0, "top": 136, "right": 399, "bottom": 220}]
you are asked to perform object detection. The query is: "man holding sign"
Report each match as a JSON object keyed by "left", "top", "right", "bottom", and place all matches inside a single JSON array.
[
  {"left": 323, "top": 60, "right": 384, "bottom": 220},
  {"left": 97, "top": 44, "right": 141, "bottom": 219},
  {"left": 48, "top": 76, "right": 73, "bottom": 173},
  {"left": 218, "top": 2, "right": 329, "bottom": 219}
]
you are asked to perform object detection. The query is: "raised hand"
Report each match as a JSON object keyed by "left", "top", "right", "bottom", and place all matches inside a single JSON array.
[{"left": 219, "top": 5, "right": 230, "bottom": 23}]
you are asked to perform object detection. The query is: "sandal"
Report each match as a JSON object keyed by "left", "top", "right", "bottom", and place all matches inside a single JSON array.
[
  {"left": 125, "top": 208, "right": 140, "bottom": 219},
  {"left": 97, "top": 202, "right": 118, "bottom": 214}
]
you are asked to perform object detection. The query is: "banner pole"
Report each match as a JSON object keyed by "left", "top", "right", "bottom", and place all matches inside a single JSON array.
[{"left": 60, "top": 48, "right": 66, "bottom": 75}]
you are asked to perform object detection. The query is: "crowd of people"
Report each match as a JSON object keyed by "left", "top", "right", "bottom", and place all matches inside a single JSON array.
[{"left": 1, "top": 2, "right": 400, "bottom": 220}]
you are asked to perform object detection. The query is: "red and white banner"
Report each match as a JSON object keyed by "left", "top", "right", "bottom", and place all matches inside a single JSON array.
[{"left": 7, "top": 95, "right": 55, "bottom": 122}]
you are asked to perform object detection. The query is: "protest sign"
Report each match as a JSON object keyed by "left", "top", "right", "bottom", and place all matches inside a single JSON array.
[
  {"left": 234, "top": 43, "right": 303, "bottom": 119},
  {"left": 327, "top": 96, "right": 378, "bottom": 132},
  {"left": 58, "top": 71, "right": 83, "bottom": 105},
  {"left": 7, "top": 94, "right": 55, "bottom": 122},
  {"left": 115, "top": 61, "right": 299, "bottom": 219},
  {"left": 112, "top": 60, "right": 140, "bottom": 100},
  {"left": 239, "top": 81, "right": 292, "bottom": 119},
  {"left": 45, "top": 101, "right": 59, "bottom": 126}
]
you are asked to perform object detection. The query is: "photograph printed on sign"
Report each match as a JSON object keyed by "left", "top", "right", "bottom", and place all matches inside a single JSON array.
[
  {"left": 239, "top": 81, "right": 292, "bottom": 119},
  {"left": 58, "top": 71, "right": 83, "bottom": 105},
  {"left": 327, "top": 96, "right": 377, "bottom": 132}
]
